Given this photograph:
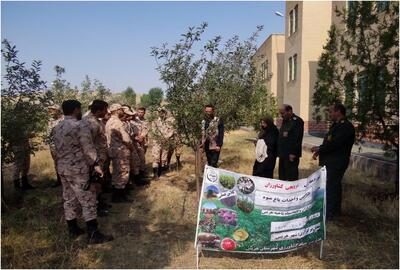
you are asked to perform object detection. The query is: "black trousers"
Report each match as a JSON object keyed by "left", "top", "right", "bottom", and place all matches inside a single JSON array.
[
  {"left": 326, "top": 164, "right": 348, "bottom": 218},
  {"left": 205, "top": 150, "right": 220, "bottom": 168},
  {"left": 253, "top": 157, "right": 276, "bottom": 178},
  {"left": 278, "top": 157, "right": 299, "bottom": 181}
]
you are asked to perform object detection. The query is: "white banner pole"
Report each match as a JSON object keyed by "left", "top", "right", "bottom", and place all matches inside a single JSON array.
[{"left": 319, "top": 240, "right": 324, "bottom": 260}]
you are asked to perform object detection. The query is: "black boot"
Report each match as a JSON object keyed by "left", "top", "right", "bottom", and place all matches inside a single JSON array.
[
  {"left": 67, "top": 219, "right": 85, "bottom": 239},
  {"left": 112, "top": 188, "right": 132, "bottom": 203},
  {"left": 176, "top": 156, "right": 182, "bottom": 170},
  {"left": 153, "top": 168, "right": 159, "bottom": 181},
  {"left": 13, "top": 179, "right": 21, "bottom": 190},
  {"left": 21, "top": 176, "right": 35, "bottom": 190},
  {"left": 158, "top": 166, "right": 163, "bottom": 178},
  {"left": 134, "top": 171, "right": 148, "bottom": 186},
  {"left": 86, "top": 219, "right": 113, "bottom": 245},
  {"left": 51, "top": 174, "right": 61, "bottom": 188}
]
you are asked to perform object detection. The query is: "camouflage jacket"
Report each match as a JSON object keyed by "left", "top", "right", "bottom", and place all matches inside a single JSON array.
[
  {"left": 53, "top": 116, "right": 97, "bottom": 175},
  {"left": 81, "top": 113, "right": 108, "bottom": 165},
  {"left": 105, "top": 115, "right": 132, "bottom": 157}
]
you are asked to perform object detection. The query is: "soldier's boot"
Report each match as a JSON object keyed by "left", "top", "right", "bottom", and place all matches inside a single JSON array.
[
  {"left": 21, "top": 176, "right": 35, "bottom": 190},
  {"left": 112, "top": 188, "right": 132, "bottom": 203},
  {"left": 86, "top": 219, "right": 114, "bottom": 245},
  {"left": 67, "top": 219, "right": 85, "bottom": 239},
  {"left": 153, "top": 168, "right": 159, "bottom": 181},
  {"left": 13, "top": 179, "right": 21, "bottom": 190},
  {"left": 51, "top": 174, "right": 62, "bottom": 188},
  {"left": 135, "top": 171, "right": 148, "bottom": 186},
  {"left": 157, "top": 166, "right": 163, "bottom": 178},
  {"left": 176, "top": 156, "right": 182, "bottom": 170}
]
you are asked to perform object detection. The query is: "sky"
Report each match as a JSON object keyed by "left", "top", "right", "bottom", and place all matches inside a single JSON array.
[{"left": 1, "top": 1, "right": 285, "bottom": 93}]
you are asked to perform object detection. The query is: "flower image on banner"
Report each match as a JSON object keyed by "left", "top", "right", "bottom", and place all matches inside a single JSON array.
[{"left": 195, "top": 165, "right": 327, "bottom": 253}]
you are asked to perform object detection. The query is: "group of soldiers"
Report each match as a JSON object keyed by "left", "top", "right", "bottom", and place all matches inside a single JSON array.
[{"left": 14, "top": 99, "right": 182, "bottom": 244}]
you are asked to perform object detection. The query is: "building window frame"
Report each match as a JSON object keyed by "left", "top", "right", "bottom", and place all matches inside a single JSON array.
[{"left": 289, "top": 5, "right": 298, "bottom": 36}]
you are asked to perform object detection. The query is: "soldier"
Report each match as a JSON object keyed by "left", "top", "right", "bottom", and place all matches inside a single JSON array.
[
  {"left": 311, "top": 103, "right": 355, "bottom": 221},
  {"left": 81, "top": 100, "right": 110, "bottom": 216},
  {"left": 135, "top": 107, "right": 150, "bottom": 154},
  {"left": 53, "top": 99, "right": 113, "bottom": 244},
  {"left": 151, "top": 107, "right": 174, "bottom": 180},
  {"left": 46, "top": 105, "right": 64, "bottom": 188},
  {"left": 105, "top": 103, "right": 134, "bottom": 202},
  {"left": 200, "top": 104, "right": 224, "bottom": 168},
  {"left": 121, "top": 105, "right": 143, "bottom": 187},
  {"left": 166, "top": 112, "right": 182, "bottom": 170},
  {"left": 277, "top": 104, "right": 304, "bottom": 181},
  {"left": 100, "top": 110, "right": 112, "bottom": 192},
  {"left": 12, "top": 136, "right": 35, "bottom": 190}
]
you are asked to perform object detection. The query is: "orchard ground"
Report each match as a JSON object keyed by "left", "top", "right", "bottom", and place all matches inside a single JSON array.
[{"left": 1, "top": 130, "right": 398, "bottom": 268}]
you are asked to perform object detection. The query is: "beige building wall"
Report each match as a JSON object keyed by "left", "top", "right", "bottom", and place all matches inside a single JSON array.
[{"left": 253, "top": 34, "right": 285, "bottom": 106}]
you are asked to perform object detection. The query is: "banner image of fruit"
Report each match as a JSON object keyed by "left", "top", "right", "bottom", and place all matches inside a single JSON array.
[{"left": 195, "top": 165, "right": 327, "bottom": 253}]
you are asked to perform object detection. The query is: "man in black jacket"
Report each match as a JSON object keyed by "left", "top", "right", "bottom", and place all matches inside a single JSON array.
[
  {"left": 312, "top": 103, "right": 355, "bottom": 220},
  {"left": 277, "top": 104, "right": 304, "bottom": 181}
]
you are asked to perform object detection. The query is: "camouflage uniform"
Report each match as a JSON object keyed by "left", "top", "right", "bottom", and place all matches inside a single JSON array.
[
  {"left": 12, "top": 138, "right": 31, "bottom": 180},
  {"left": 81, "top": 113, "right": 108, "bottom": 166},
  {"left": 124, "top": 121, "right": 141, "bottom": 175},
  {"left": 130, "top": 117, "right": 149, "bottom": 171},
  {"left": 105, "top": 115, "right": 132, "bottom": 189},
  {"left": 46, "top": 116, "right": 64, "bottom": 173},
  {"left": 53, "top": 116, "right": 98, "bottom": 222},
  {"left": 151, "top": 116, "right": 174, "bottom": 168},
  {"left": 165, "top": 115, "right": 182, "bottom": 164}
]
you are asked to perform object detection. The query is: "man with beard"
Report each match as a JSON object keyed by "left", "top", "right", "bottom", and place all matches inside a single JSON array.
[
  {"left": 200, "top": 104, "right": 224, "bottom": 168},
  {"left": 53, "top": 99, "right": 113, "bottom": 244}
]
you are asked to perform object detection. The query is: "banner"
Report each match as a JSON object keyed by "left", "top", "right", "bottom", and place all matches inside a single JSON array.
[{"left": 195, "top": 166, "right": 326, "bottom": 253}]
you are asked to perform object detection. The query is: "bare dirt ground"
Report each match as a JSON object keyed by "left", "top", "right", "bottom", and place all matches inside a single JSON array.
[{"left": 1, "top": 130, "right": 398, "bottom": 268}]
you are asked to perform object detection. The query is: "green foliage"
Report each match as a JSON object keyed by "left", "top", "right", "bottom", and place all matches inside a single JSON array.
[
  {"left": 313, "top": 2, "right": 399, "bottom": 155},
  {"left": 1, "top": 39, "right": 51, "bottom": 164},
  {"left": 219, "top": 174, "right": 236, "bottom": 189},
  {"left": 47, "top": 65, "right": 79, "bottom": 106},
  {"left": 121, "top": 86, "right": 137, "bottom": 107},
  {"left": 140, "top": 87, "right": 164, "bottom": 109},
  {"left": 93, "top": 79, "right": 111, "bottom": 101},
  {"left": 151, "top": 23, "right": 273, "bottom": 150}
]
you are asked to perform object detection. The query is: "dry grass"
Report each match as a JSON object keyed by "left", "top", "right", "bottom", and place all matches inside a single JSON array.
[{"left": 1, "top": 130, "right": 398, "bottom": 268}]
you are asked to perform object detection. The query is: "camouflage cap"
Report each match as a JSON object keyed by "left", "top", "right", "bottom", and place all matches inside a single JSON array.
[
  {"left": 157, "top": 106, "right": 167, "bottom": 112},
  {"left": 122, "top": 106, "right": 135, "bottom": 116},
  {"left": 109, "top": 103, "right": 123, "bottom": 112},
  {"left": 48, "top": 104, "right": 61, "bottom": 111}
]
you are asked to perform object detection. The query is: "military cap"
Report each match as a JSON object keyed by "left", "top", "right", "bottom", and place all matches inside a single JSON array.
[
  {"left": 122, "top": 106, "right": 135, "bottom": 116},
  {"left": 48, "top": 104, "right": 61, "bottom": 111},
  {"left": 109, "top": 103, "right": 123, "bottom": 112},
  {"left": 157, "top": 106, "right": 167, "bottom": 112}
]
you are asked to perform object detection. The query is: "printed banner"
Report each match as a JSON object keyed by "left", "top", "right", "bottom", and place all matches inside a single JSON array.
[{"left": 195, "top": 166, "right": 326, "bottom": 253}]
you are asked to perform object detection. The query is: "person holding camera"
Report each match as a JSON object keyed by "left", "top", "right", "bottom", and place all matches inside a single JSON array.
[{"left": 53, "top": 100, "right": 113, "bottom": 245}]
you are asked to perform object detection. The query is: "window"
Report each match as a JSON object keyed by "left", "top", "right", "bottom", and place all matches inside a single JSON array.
[
  {"left": 289, "top": 5, "right": 298, "bottom": 36},
  {"left": 293, "top": 54, "right": 297, "bottom": 81},
  {"left": 288, "top": 54, "right": 297, "bottom": 81},
  {"left": 263, "top": 60, "right": 269, "bottom": 80},
  {"left": 376, "top": 1, "right": 389, "bottom": 12}
]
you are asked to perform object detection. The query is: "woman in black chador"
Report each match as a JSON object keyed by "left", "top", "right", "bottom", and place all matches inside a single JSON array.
[{"left": 252, "top": 116, "right": 279, "bottom": 178}]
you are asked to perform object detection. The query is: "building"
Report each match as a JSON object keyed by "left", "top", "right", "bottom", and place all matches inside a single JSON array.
[
  {"left": 253, "top": 34, "right": 285, "bottom": 107},
  {"left": 254, "top": 1, "right": 346, "bottom": 134}
]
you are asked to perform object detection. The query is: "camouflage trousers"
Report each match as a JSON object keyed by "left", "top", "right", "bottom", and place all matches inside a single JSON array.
[
  {"left": 12, "top": 145, "right": 30, "bottom": 180},
  {"left": 50, "top": 145, "right": 58, "bottom": 172},
  {"left": 60, "top": 173, "right": 97, "bottom": 222},
  {"left": 130, "top": 145, "right": 141, "bottom": 176},
  {"left": 110, "top": 148, "right": 130, "bottom": 189},
  {"left": 152, "top": 143, "right": 168, "bottom": 168},
  {"left": 136, "top": 142, "right": 146, "bottom": 172}
]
